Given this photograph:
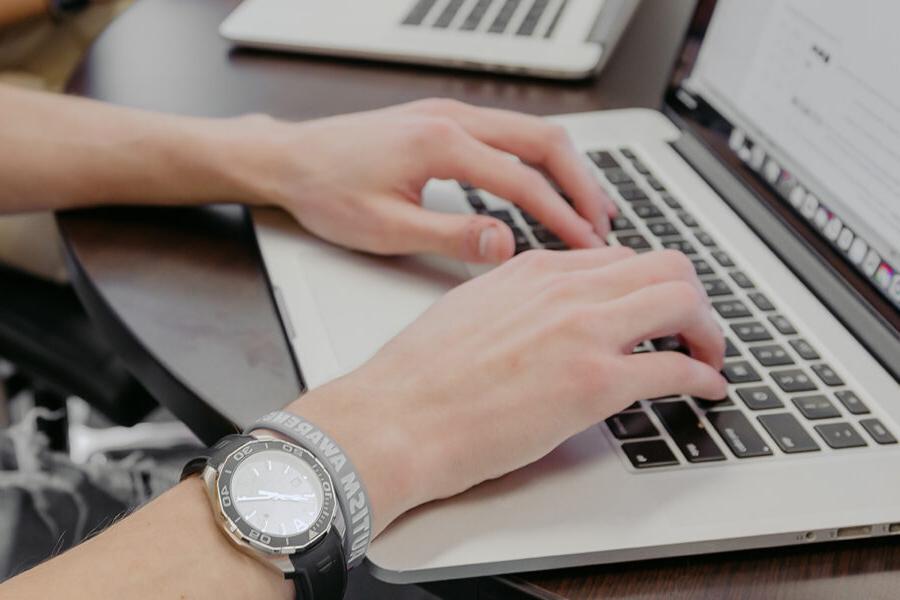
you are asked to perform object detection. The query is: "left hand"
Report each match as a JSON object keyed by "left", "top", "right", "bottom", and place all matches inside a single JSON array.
[{"left": 237, "top": 99, "right": 617, "bottom": 263}]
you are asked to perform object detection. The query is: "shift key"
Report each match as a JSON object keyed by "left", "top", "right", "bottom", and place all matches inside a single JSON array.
[{"left": 652, "top": 401, "right": 726, "bottom": 462}]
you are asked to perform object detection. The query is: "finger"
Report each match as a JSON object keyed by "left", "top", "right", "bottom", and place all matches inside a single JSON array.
[
  {"left": 616, "top": 352, "right": 728, "bottom": 402},
  {"left": 373, "top": 200, "right": 515, "bottom": 263},
  {"left": 603, "top": 280, "right": 725, "bottom": 370},
  {"left": 410, "top": 100, "right": 617, "bottom": 231},
  {"left": 422, "top": 122, "right": 604, "bottom": 250},
  {"left": 583, "top": 250, "right": 710, "bottom": 306}
]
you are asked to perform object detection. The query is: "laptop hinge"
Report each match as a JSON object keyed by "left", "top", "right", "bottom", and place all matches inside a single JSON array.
[{"left": 668, "top": 125, "right": 900, "bottom": 381}]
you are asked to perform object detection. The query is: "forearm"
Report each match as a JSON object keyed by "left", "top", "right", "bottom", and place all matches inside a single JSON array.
[
  {"left": 0, "top": 477, "right": 293, "bottom": 600},
  {"left": 0, "top": 0, "right": 46, "bottom": 28},
  {"left": 0, "top": 85, "right": 264, "bottom": 213}
]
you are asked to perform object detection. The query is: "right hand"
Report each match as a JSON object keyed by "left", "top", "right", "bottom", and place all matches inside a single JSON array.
[{"left": 288, "top": 247, "right": 727, "bottom": 534}]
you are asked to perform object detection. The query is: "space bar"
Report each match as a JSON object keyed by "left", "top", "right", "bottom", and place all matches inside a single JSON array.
[{"left": 652, "top": 401, "right": 726, "bottom": 463}]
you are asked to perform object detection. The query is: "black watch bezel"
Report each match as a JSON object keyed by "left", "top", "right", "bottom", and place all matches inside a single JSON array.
[{"left": 215, "top": 438, "right": 338, "bottom": 554}]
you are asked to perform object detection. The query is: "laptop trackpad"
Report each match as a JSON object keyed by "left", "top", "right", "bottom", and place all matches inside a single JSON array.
[{"left": 254, "top": 208, "right": 467, "bottom": 388}]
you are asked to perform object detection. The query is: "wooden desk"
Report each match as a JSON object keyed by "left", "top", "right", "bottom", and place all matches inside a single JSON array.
[{"left": 60, "top": 0, "right": 899, "bottom": 597}]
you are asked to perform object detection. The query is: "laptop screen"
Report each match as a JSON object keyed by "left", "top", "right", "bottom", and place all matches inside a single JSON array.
[{"left": 664, "top": 0, "right": 900, "bottom": 334}]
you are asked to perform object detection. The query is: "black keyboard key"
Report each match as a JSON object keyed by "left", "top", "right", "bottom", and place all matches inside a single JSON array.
[
  {"left": 631, "top": 202, "right": 663, "bottom": 220},
  {"left": 811, "top": 363, "right": 844, "bottom": 387},
  {"left": 519, "top": 210, "right": 540, "bottom": 226},
  {"left": 722, "top": 361, "right": 762, "bottom": 383},
  {"left": 693, "top": 396, "right": 734, "bottom": 410},
  {"left": 616, "top": 233, "right": 651, "bottom": 250},
  {"left": 693, "top": 259, "right": 714, "bottom": 276},
  {"left": 460, "top": 0, "right": 492, "bottom": 30},
  {"left": 606, "top": 412, "right": 659, "bottom": 439},
  {"left": 814, "top": 422, "right": 866, "bottom": 449},
  {"left": 621, "top": 439, "right": 679, "bottom": 468},
  {"left": 603, "top": 168, "right": 634, "bottom": 186},
  {"left": 588, "top": 150, "right": 620, "bottom": 170},
  {"left": 611, "top": 215, "right": 635, "bottom": 231},
  {"left": 488, "top": 0, "right": 521, "bottom": 33},
  {"left": 652, "top": 336, "right": 687, "bottom": 353},
  {"left": 701, "top": 279, "right": 731, "bottom": 298},
  {"left": 617, "top": 186, "right": 648, "bottom": 202},
  {"left": 758, "top": 413, "right": 820, "bottom": 453},
  {"left": 647, "top": 221, "right": 679, "bottom": 237},
  {"left": 731, "top": 321, "right": 773, "bottom": 342},
  {"left": 515, "top": 0, "right": 549, "bottom": 35},
  {"left": 630, "top": 159, "right": 651, "bottom": 175},
  {"left": 678, "top": 211, "right": 698, "bottom": 227},
  {"left": 433, "top": 0, "right": 465, "bottom": 27},
  {"left": 792, "top": 395, "right": 841, "bottom": 420},
  {"left": 694, "top": 230, "right": 716, "bottom": 247},
  {"left": 619, "top": 147, "right": 636, "bottom": 159},
  {"left": 724, "top": 337, "right": 741, "bottom": 357},
  {"left": 661, "top": 239, "right": 697, "bottom": 254},
  {"left": 707, "top": 411, "right": 773, "bottom": 458},
  {"left": 510, "top": 226, "right": 531, "bottom": 252},
  {"left": 487, "top": 209, "right": 516, "bottom": 225},
  {"left": 713, "top": 300, "right": 752, "bottom": 319},
  {"left": 730, "top": 271, "right": 754, "bottom": 289},
  {"left": 402, "top": 0, "right": 439, "bottom": 25},
  {"left": 711, "top": 250, "right": 734, "bottom": 267},
  {"left": 859, "top": 419, "right": 897, "bottom": 445},
  {"left": 531, "top": 227, "right": 560, "bottom": 244},
  {"left": 646, "top": 176, "right": 666, "bottom": 192},
  {"left": 466, "top": 192, "right": 487, "bottom": 212},
  {"left": 789, "top": 338, "right": 820, "bottom": 360},
  {"left": 749, "top": 344, "right": 794, "bottom": 366},
  {"left": 660, "top": 193, "right": 681, "bottom": 209},
  {"left": 768, "top": 315, "right": 797, "bottom": 335},
  {"left": 748, "top": 292, "right": 775, "bottom": 311},
  {"left": 835, "top": 390, "right": 869, "bottom": 415},
  {"left": 771, "top": 369, "right": 817, "bottom": 393},
  {"left": 543, "top": 240, "right": 568, "bottom": 251},
  {"left": 652, "top": 401, "right": 726, "bottom": 463},
  {"left": 737, "top": 385, "right": 784, "bottom": 410}
]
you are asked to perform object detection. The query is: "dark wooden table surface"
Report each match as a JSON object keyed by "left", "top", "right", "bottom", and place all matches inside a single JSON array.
[{"left": 60, "top": 0, "right": 899, "bottom": 597}]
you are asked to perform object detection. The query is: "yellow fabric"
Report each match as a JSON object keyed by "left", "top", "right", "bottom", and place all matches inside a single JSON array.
[{"left": 0, "top": 1, "right": 132, "bottom": 281}]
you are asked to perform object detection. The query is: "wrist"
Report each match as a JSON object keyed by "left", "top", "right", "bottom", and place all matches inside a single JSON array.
[{"left": 282, "top": 374, "right": 428, "bottom": 538}]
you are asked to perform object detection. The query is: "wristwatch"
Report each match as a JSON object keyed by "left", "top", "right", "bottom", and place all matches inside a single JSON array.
[{"left": 182, "top": 434, "right": 348, "bottom": 600}]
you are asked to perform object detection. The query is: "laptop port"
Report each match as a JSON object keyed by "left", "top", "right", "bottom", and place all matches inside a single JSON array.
[
  {"left": 836, "top": 525, "right": 872, "bottom": 538},
  {"left": 890, "top": 523, "right": 900, "bottom": 533}
]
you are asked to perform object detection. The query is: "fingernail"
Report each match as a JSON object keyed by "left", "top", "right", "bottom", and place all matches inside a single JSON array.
[{"left": 478, "top": 227, "right": 496, "bottom": 259}]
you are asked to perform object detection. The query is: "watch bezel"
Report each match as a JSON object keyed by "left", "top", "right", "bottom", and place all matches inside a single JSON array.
[{"left": 213, "top": 438, "right": 337, "bottom": 555}]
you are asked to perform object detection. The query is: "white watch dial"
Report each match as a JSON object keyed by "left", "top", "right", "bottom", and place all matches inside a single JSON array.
[{"left": 229, "top": 449, "right": 325, "bottom": 536}]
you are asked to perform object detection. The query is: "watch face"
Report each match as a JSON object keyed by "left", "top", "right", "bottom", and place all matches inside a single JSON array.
[
  {"left": 217, "top": 439, "right": 336, "bottom": 553},
  {"left": 230, "top": 450, "right": 324, "bottom": 536}
]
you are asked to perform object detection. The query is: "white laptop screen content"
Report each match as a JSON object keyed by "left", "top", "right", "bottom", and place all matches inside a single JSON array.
[{"left": 683, "top": 0, "right": 900, "bottom": 304}]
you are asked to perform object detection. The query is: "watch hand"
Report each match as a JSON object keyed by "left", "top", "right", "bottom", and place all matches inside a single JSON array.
[
  {"left": 235, "top": 496, "right": 273, "bottom": 502},
  {"left": 257, "top": 490, "right": 316, "bottom": 502}
]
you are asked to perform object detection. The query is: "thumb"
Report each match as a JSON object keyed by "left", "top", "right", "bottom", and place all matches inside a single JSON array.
[{"left": 380, "top": 201, "right": 515, "bottom": 263}]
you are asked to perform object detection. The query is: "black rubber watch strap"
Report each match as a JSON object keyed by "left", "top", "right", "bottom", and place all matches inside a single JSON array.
[
  {"left": 180, "top": 434, "right": 254, "bottom": 480},
  {"left": 289, "top": 528, "right": 347, "bottom": 600}
]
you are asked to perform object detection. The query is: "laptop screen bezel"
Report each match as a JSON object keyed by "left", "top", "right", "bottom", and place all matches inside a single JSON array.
[{"left": 659, "top": 0, "right": 900, "bottom": 343}]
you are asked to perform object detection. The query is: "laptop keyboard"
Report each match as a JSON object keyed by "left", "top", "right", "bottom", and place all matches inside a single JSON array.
[
  {"left": 460, "top": 147, "right": 898, "bottom": 470},
  {"left": 402, "top": 0, "right": 566, "bottom": 38}
]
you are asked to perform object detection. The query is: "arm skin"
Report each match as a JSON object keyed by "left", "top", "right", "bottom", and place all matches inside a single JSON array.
[
  {"left": 0, "top": 86, "right": 727, "bottom": 599},
  {"left": 0, "top": 86, "right": 616, "bottom": 263}
]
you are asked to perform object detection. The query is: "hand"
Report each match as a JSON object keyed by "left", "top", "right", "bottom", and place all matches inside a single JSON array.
[
  {"left": 239, "top": 99, "right": 617, "bottom": 263},
  {"left": 287, "top": 247, "right": 727, "bottom": 535}
]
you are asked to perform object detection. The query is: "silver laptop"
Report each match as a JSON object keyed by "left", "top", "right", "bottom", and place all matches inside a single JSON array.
[
  {"left": 219, "top": 0, "right": 639, "bottom": 79},
  {"left": 253, "top": 0, "right": 900, "bottom": 584}
]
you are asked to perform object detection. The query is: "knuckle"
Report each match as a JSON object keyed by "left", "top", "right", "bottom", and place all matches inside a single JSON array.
[
  {"left": 547, "top": 123, "right": 571, "bottom": 147},
  {"left": 667, "top": 279, "right": 704, "bottom": 308},
  {"left": 658, "top": 249, "right": 694, "bottom": 276},
  {"left": 411, "top": 117, "right": 461, "bottom": 145},
  {"left": 512, "top": 248, "right": 554, "bottom": 272}
]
